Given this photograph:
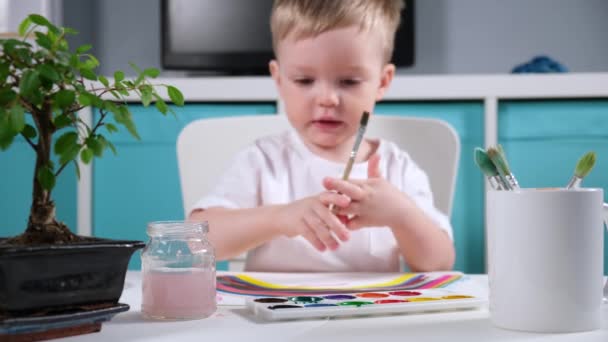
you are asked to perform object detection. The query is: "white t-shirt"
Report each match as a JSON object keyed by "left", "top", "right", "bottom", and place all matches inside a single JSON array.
[{"left": 192, "top": 129, "right": 452, "bottom": 272}]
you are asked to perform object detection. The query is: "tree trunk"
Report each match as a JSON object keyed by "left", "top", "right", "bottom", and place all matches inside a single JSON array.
[{"left": 4, "top": 105, "right": 80, "bottom": 245}]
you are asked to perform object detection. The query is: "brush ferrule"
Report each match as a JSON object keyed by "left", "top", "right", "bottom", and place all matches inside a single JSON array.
[
  {"left": 566, "top": 176, "right": 582, "bottom": 189},
  {"left": 504, "top": 173, "right": 520, "bottom": 190},
  {"left": 488, "top": 176, "right": 504, "bottom": 190}
]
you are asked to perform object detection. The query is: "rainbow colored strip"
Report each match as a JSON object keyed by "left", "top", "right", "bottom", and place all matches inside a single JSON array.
[{"left": 217, "top": 273, "right": 462, "bottom": 297}]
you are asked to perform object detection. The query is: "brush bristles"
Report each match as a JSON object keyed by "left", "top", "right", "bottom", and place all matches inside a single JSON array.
[
  {"left": 574, "top": 151, "right": 596, "bottom": 178},
  {"left": 360, "top": 111, "right": 370, "bottom": 126},
  {"left": 487, "top": 147, "right": 511, "bottom": 175},
  {"left": 474, "top": 148, "right": 499, "bottom": 176}
]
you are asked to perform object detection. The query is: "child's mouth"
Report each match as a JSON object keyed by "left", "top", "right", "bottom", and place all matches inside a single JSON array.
[{"left": 313, "top": 119, "right": 343, "bottom": 130}]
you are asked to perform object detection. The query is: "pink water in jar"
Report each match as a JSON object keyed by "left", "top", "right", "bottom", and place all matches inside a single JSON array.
[{"left": 142, "top": 268, "right": 216, "bottom": 320}]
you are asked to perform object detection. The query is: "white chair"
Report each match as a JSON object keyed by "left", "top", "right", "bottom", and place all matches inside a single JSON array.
[{"left": 177, "top": 114, "right": 460, "bottom": 270}]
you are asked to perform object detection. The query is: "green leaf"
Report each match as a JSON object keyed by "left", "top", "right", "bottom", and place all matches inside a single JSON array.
[
  {"left": 19, "top": 70, "right": 40, "bottom": 97},
  {"left": 128, "top": 62, "right": 142, "bottom": 74},
  {"left": 38, "top": 64, "right": 60, "bottom": 82},
  {"left": 59, "top": 143, "right": 81, "bottom": 165},
  {"left": 167, "top": 86, "right": 184, "bottom": 106},
  {"left": 79, "top": 68, "right": 97, "bottom": 81},
  {"left": 29, "top": 14, "right": 52, "bottom": 27},
  {"left": 106, "top": 140, "right": 117, "bottom": 155},
  {"left": 104, "top": 123, "right": 118, "bottom": 133},
  {"left": 78, "top": 92, "right": 104, "bottom": 108},
  {"left": 37, "top": 165, "right": 56, "bottom": 191},
  {"left": 80, "top": 147, "right": 93, "bottom": 164},
  {"left": 154, "top": 96, "right": 168, "bottom": 114},
  {"left": 114, "top": 106, "right": 140, "bottom": 140},
  {"left": 64, "top": 27, "right": 79, "bottom": 35},
  {"left": 99, "top": 75, "right": 109, "bottom": 87},
  {"left": 0, "top": 62, "right": 9, "bottom": 82},
  {"left": 72, "top": 160, "right": 81, "bottom": 179},
  {"left": 28, "top": 14, "right": 60, "bottom": 34},
  {"left": 54, "top": 131, "right": 78, "bottom": 155},
  {"left": 34, "top": 32, "right": 52, "bottom": 50},
  {"left": 22, "top": 124, "right": 37, "bottom": 139},
  {"left": 143, "top": 68, "right": 160, "bottom": 78},
  {"left": 140, "top": 85, "right": 152, "bottom": 107},
  {"left": 76, "top": 44, "right": 92, "bottom": 54},
  {"left": 8, "top": 105, "right": 25, "bottom": 133},
  {"left": 82, "top": 55, "right": 99, "bottom": 69},
  {"left": 87, "top": 136, "right": 104, "bottom": 156},
  {"left": 114, "top": 71, "right": 125, "bottom": 82},
  {"left": 0, "top": 88, "right": 17, "bottom": 106},
  {"left": 18, "top": 17, "right": 32, "bottom": 37},
  {"left": 53, "top": 89, "right": 76, "bottom": 109},
  {"left": 0, "top": 111, "right": 16, "bottom": 150},
  {"left": 53, "top": 113, "right": 73, "bottom": 129}
]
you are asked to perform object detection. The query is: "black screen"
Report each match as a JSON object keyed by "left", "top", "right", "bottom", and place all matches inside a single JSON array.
[{"left": 161, "top": 0, "right": 414, "bottom": 75}]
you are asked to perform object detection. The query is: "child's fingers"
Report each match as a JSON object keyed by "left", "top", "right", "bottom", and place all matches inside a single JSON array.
[
  {"left": 301, "top": 226, "right": 326, "bottom": 251},
  {"left": 323, "top": 178, "right": 365, "bottom": 201},
  {"left": 304, "top": 215, "right": 340, "bottom": 250},
  {"left": 345, "top": 216, "right": 365, "bottom": 230},
  {"left": 336, "top": 202, "right": 361, "bottom": 217},
  {"left": 314, "top": 204, "right": 350, "bottom": 242},
  {"left": 319, "top": 191, "right": 351, "bottom": 208}
]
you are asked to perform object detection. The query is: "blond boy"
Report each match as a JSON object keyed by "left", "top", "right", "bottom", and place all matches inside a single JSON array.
[{"left": 190, "top": 0, "right": 455, "bottom": 272}]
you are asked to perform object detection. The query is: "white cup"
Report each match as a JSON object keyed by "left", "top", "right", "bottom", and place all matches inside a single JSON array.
[{"left": 487, "top": 188, "right": 604, "bottom": 333}]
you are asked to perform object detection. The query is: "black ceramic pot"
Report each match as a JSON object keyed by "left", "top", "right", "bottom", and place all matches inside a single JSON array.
[{"left": 0, "top": 238, "right": 144, "bottom": 314}]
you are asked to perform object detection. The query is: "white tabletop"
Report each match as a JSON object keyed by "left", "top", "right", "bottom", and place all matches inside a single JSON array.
[{"left": 62, "top": 271, "right": 608, "bottom": 342}]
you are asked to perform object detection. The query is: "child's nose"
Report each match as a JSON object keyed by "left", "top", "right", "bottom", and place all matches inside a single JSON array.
[{"left": 317, "top": 84, "right": 339, "bottom": 107}]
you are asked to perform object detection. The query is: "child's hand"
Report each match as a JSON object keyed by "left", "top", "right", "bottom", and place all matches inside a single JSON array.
[
  {"left": 323, "top": 154, "right": 411, "bottom": 230},
  {"left": 279, "top": 191, "right": 351, "bottom": 251}
]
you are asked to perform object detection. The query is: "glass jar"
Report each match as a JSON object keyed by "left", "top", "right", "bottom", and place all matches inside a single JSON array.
[{"left": 141, "top": 221, "right": 216, "bottom": 320}]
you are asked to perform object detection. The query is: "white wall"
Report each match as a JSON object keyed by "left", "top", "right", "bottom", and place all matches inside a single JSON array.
[
  {"left": 406, "top": 0, "right": 608, "bottom": 74},
  {"left": 60, "top": 0, "right": 608, "bottom": 76}
]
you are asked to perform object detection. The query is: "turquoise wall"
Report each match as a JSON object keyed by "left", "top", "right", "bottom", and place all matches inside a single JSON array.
[
  {"left": 376, "top": 101, "right": 486, "bottom": 273},
  {"left": 499, "top": 99, "right": 608, "bottom": 274},
  {"left": 3, "top": 99, "right": 608, "bottom": 275}
]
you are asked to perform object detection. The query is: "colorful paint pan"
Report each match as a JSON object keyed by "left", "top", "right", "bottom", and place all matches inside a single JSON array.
[
  {"left": 442, "top": 295, "right": 474, "bottom": 300},
  {"left": 323, "top": 294, "right": 356, "bottom": 300},
  {"left": 287, "top": 296, "right": 323, "bottom": 304},
  {"left": 305, "top": 304, "right": 338, "bottom": 307},
  {"left": 268, "top": 305, "right": 302, "bottom": 310},
  {"left": 407, "top": 297, "right": 440, "bottom": 302},
  {"left": 356, "top": 292, "right": 389, "bottom": 298},
  {"left": 374, "top": 299, "right": 407, "bottom": 304},
  {"left": 389, "top": 291, "right": 421, "bottom": 296},
  {"left": 254, "top": 298, "right": 288, "bottom": 303},
  {"left": 337, "top": 301, "right": 373, "bottom": 307}
]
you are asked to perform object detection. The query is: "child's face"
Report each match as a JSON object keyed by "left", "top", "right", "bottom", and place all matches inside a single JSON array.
[{"left": 269, "top": 26, "right": 394, "bottom": 155}]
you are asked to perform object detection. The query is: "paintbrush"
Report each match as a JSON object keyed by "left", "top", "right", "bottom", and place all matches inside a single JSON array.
[
  {"left": 487, "top": 145, "right": 520, "bottom": 190},
  {"left": 328, "top": 111, "right": 370, "bottom": 213},
  {"left": 474, "top": 147, "right": 506, "bottom": 190},
  {"left": 565, "top": 151, "right": 596, "bottom": 189}
]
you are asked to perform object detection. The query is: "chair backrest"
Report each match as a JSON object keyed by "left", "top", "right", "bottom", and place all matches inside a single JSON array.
[{"left": 177, "top": 114, "right": 460, "bottom": 218}]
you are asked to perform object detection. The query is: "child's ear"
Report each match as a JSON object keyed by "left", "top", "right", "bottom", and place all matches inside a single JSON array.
[
  {"left": 376, "top": 63, "right": 395, "bottom": 101},
  {"left": 269, "top": 60, "right": 280, "bottom": 86}
]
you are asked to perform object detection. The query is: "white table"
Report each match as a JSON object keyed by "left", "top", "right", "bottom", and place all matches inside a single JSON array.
[{"left": 62, "top": 271, "right": 608, "bottom": 342}]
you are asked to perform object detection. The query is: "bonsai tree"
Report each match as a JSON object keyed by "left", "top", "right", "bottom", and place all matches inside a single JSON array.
[{"left": 0, "top": 14, "right": 184, "bottom": 245}]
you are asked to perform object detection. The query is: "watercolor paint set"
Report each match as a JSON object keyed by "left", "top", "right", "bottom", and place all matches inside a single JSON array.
[{"left": 246, "top": 288, "right": 485, "bottom": 321}]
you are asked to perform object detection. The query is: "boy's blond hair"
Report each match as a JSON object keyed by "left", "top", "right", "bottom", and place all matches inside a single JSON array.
[{"left": 270, "top": 0, "right": 405, "bottom": 63}]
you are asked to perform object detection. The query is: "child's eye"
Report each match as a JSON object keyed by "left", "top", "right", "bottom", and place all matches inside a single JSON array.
[
  {"left": 339, "top": 79, "right": 360, "bottom": 87},
  {"left": 294, "top": 78, "right": 314, "bottom": 86}
]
